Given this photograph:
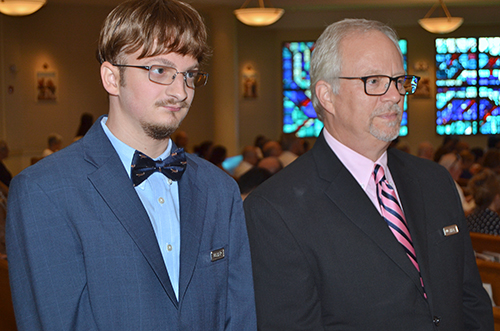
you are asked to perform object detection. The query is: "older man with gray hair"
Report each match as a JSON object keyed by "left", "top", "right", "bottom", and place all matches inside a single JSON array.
[{"left": 244, "top": 18, "right": 492, "bottom": 330}]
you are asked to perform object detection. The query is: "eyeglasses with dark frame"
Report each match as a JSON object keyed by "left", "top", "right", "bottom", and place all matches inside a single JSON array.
[
  {"left": 336, "top": 75, "right": 420, "bottom": 96},
  {"left": 111, "top": 64, "right": 209, "bottom": 89}
]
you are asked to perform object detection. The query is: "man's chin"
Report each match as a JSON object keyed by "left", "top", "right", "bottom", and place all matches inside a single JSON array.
[
  {"left": 141, "top": 122, "right": 180, "bottom": 141},
  {"left": 370, "top": 124, "right": 401, "bottom": 143}
]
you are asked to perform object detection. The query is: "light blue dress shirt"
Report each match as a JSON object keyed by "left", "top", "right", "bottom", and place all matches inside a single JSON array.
[{"left": 101, "top": 117, "right": 181, "bottom": 299}]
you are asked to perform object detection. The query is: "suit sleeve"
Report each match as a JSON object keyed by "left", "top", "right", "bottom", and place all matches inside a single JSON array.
[
  {"left": 226, "top": 186, "right": 257, "bottom": 330},
  {"left": 6, "top": 173, "right": 98, "bottom": 330},
  {"left": 244, "top": 193, "right": 324, "bottom": 331}
]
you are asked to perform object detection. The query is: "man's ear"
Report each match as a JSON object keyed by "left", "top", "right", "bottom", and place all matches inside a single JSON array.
[
  {"left": 100, "top": 62, "right": 120, "bottom": 96},
  {"left": 315, "top": 80, "right": 336, "bottom": 116}
]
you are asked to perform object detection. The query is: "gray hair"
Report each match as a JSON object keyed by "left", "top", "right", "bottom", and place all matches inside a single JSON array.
[{"left": 310, "top": 18, "right": 403, "bottom": 121}]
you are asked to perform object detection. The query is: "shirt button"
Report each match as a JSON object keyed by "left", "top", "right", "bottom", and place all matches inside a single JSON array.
[
  {"left": 167, "top": 244, "right": 173, "bottom": 251},
  {"left": 158, "top": 197, "right": 165, "bottom": 204}
]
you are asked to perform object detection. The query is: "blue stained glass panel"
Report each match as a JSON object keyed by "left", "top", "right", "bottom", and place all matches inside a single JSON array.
[{"left": 436, "top": 37, "right": 500, "bottom": 136}]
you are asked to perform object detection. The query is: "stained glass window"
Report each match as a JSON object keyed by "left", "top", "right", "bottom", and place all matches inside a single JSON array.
[
  {"left": 282, "top": 40, "right": 409, "bottom": 137},
  {"left": 435, "top": 37, "right": 500, "bottom": 135}
]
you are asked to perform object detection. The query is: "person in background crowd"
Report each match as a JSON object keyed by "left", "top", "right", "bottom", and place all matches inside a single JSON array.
[
  {"left": 482, "top": 149, "right": 500, "bottom": 174},
  {"left": 253, "top": 134, "right": 268, "bottom": 159},
  {"left": 261, "top": 140, "right": 282, "bottom": 158},
  {"left": 256, "top": 156, "right": 282, "bottom": 175},
  {"left": 466, "top": 169, "right": 500, "bottom": 235},
  {"left": 74, "top": 112, "right": 94, "bottom": 141},
  {"left": 42, "top": 133, "right": 62, "bottom": 157},
  {"left": 417, "top": 141, "right": 434, "bottom": 160},
  {"left": 208, "top": 145, "right": 228, "bottom": 173},
  {"left": 173, "top": 130, "right": 189, "bottom": 152},
  {"left": 458, "top": 149, "right": 475, "bottom": 187},
  {"left": 233, "top": 145, "right": 259, "bottom": 179},
  {"left": 0, "top": 140, "right": 12, "bottom": 188},
  {"left": 244, "top": 18, "right": 492, "bottom": 330},
  {"left": 433, "top": 136, "right": 459, "bottom": 162},
  {"left": 238, "top": 167, "right": 271, "bottom": 200},
  {"left": 439, "top": 153, "right": 475, "bottom": 214},
  {"left": 193, "top": 140, "right": 213, "bottom": 159},
  {"left": 279, "top": 133, "right": 305, "bottom": 167},
  {"left": 6, "top": 1, "right": 256, "bottom": 330}
]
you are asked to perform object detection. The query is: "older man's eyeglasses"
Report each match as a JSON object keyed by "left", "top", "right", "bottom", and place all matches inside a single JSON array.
[
  {"left": 112, "top": 64, "right": 209, "bottom": 89},
  {"left": 336, "top": 75, "right": 420, "bottom": 96}
]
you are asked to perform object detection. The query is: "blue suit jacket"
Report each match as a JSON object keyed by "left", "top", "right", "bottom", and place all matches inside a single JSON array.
[{"left": 6, "top": 118, "right": 257, "bottom": 330}]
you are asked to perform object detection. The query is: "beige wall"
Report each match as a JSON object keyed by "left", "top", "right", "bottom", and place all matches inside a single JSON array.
[{"left": 1, "top": 2, "right": 499, "bottom": 175}]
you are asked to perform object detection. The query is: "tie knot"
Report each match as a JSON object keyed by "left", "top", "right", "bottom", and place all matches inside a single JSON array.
[{"left": 373, "top": 164, "right": 386, "bottom": 184}]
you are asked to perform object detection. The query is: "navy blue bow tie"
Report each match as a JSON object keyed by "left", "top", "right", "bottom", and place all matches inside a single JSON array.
[{"left": 131, "top": 148, "right": 187, "bottom": 187}]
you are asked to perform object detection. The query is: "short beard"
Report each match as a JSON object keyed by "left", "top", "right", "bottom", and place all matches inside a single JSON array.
[
  {"left": 141, "top": 122, "right": 178, "bottom": 141},
  {"left": 369, "top": 103, "right": 403, "bottom": 143},
  {"left": 141, "top": 99, "right": 189, "bottom": 141}
]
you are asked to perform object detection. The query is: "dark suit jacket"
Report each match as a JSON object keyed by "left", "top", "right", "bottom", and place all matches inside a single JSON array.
[
  {"left": 6, "top": 117, "right": 256, "bottom": 330},
  {"left": 244, "top": 132, "right": 493, "bottom": 330}
]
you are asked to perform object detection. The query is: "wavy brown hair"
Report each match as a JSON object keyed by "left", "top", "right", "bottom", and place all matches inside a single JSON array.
[{"left": 97, "top": 0, "right": 210, "bottom": 66}]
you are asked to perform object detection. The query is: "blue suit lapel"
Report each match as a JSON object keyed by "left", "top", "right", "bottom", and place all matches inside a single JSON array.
[
  {"left": 177, "top": 155, "right": 207, "bottom": 302},
  {"left": 313, "top": 134, "right": 425, "bottom": 297},
  {"left": 81, "top": 118, "right": 179, "bottom": 307}
]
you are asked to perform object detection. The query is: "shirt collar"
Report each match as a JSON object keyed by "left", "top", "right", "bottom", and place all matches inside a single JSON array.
[
  {"left": 322, "top": 129, "right": 388, "bottom": 190},
  {"left": 100, "top": 116, "right": 172, "bottom": 178}
]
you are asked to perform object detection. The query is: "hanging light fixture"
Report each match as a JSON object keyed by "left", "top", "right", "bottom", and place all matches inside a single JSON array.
[
  {"left": 234, "top": 0, "right": 284, "bottom": 27},
  {"left": 418, "top": 0, "right": 463, "bottom": 34},
  {"left": 0, "top": 0, "right": 46, "bottom": 16}
]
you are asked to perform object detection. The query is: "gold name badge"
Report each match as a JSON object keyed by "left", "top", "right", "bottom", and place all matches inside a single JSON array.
[{"left": 443, "top": 224, "right": 459, "bottom": 237}]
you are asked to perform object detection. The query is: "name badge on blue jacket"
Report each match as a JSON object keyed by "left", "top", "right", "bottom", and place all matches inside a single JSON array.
[{"left": 211, "top": 248, "right": 225, "bottom": 262}]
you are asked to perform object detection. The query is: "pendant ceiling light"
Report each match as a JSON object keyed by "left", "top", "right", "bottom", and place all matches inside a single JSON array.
[
  {"left": 418, "top": 0, "right": 463, "bottom": 34},
  {"left": 0, "top": 0, "right": 46, "bottom": 16},
  {"left": 234, "top": 0, "right": 284, "bottom": 27}
]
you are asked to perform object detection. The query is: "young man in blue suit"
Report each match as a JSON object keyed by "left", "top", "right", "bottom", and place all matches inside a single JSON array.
[
  {"left": 244, "top": 19, "right": 493, "bottom": 330},
  {"left": 6, "top": 0, "right": 256, "bottom": 330}
]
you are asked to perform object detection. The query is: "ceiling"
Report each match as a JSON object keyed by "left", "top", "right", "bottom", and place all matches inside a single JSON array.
[
  {"left": 45, "top": 0, "right": 500, "bottom": 29},
  {"left": 49, "top": 0, "right": 500, "bottom": 10}
]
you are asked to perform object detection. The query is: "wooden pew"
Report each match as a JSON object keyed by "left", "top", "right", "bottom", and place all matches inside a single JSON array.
[
  {"left": 470, "top": 232, "right": 500, "bottom": 330},
  {"left": 0, "top": 259, "right": 16, "bottom": 330},
  {"left": 470, "top": 232, "right": 500, "bottom": 256}
]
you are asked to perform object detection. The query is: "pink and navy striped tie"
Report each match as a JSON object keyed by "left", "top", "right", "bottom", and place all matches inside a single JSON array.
[{"left": 373, "top": 164, "right": 427, "bottom": 298}]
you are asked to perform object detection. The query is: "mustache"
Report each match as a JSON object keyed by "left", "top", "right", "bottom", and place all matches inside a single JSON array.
[
  {"left": 373, "top": 103, "right": 403, "bottom": 117},
  {"left": 155, "top": 99, "right": 190, "bottom": 109}
]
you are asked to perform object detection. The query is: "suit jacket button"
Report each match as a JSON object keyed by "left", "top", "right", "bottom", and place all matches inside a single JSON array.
[{"left": 433, "top": 316, "right": 440, "bottom": 326}]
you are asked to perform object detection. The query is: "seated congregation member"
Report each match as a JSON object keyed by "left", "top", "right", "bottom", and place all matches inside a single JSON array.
[
  {"left": 244, "top": 18, "right": 493, "bottom": 330},
  {"left": 238, "top": 167, "right": 271, "bottom": 200},
  {"left": 257, "top": 156, "right": 282, "bottom": 175},
  {"left": 6, "top": 0, "right": 256, "bottom": 330},
  {"left": 439, "top": 152, "right": 475, "bottom": 214},
  {"left": 466, "top": 169, "right": 500, "bottom": 235},
  {"left": 0, "top": 140, "right": 12, "bottom": 188},
  {"left": 233, "top": 145, "right": 259, "bottom": 179},
  {"left": 278, "top": 133, "right": 305, "bottom": 167},
  {"left": 42, "top": 133, "right": 62, "bottom": 157}
]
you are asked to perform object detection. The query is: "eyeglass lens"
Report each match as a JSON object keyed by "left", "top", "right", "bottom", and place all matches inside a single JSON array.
[
  {"left": 149, "top": 65, "right": 208, "bottom": 88},
  {"left": 365, "top": 76, "right": 418, "bottom": 96}
]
